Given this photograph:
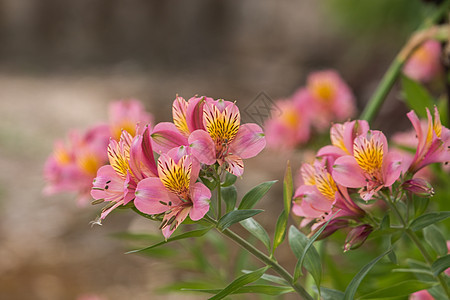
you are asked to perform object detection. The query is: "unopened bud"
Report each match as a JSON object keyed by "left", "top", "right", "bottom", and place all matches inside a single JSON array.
[
  {"left": 344, "top": 224, "right": 373, "bottom": 252},
  {"left": 402, "top": 178, "right": 434, "bottom": 197}
]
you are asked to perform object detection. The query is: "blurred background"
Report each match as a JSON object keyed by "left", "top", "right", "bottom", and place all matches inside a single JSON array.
[{"left": 0, "top": 0, "right": 438, "bottom": 299}]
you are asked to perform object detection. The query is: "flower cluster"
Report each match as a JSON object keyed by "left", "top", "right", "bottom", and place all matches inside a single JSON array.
[
  {"left": 265, "top": 70, "right": 356, "bottom": 150},
  {"left": 90, "top": 96, "right": 266, "bottom": 238},
  {"left": 43, "top": 100, "right": 152, "bottom": 206},
  {"left": 292, "top": 107, "right": 449, "bottom": 249}
]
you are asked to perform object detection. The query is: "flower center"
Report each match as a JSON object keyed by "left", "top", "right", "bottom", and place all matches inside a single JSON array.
[
  {"left": 173, "top": 97, "right": 190, "bottom": 136},
  {"left": 315, "top": 168, "right": 337, "bottom": 201},
  {"left": 353, "top": 135, "right": 383, "bottom": 177},
  {"left": 158, "top": 155, "right": 191, "bottom": 198},
  {"left": 108, "top": 131, "right": 133, "bottom": 179}
]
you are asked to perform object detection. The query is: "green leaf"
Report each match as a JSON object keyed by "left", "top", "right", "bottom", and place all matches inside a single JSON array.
[
  {"left": 201, "top": 177, "right": 217, "bottom": 190},
  {"left": 380, "top": 214, "right": 390, "bottom": 230},
  {"left": 359, "top": 280, "right": 435, "bottom": 299},
  {"left": 184, "top": 285, "right": 293, "bottom": 296},
  {"left": 222, "top": 185, "right": 237, "bottom": 213},
  {"left": 413, "top": 195, "right": 429, "bottom": 218},
  {"left": 407, "top": 259, "right": 436, "bottom": 282},
  {"left": 431, "top": 254, "right": 450, "bottom": 276},
  {"left": 401, "top": 75, "right": 435, "bottom": 118},
  {"left": 424, "top": 225, "right": 448, "bottom": 257},
  {"left": 217, "top": 209, "right": 263, "bottom": 231},
  {"left": 283, "top": 161, "right": 293, "bottom": 214},
  {"left": 437, "top": 96, "right": 449, "bottom": 127},
  {"left": 316, "top": 287, "right": 344, "bottom": 300},
  {"left": 272, "top": 210, "right": 288, "bottom": 254},
  {"left": 391, "top": 268, "right": 434, "bottom": 276},
  {"left": 222, "top": 172, "right": 237, "bottom": 187},
  {"left": 343, "top": 248, "right": 392, "bottom": 300},
  {"left": 208, "top": 267, "right": 268, "bottom": 300},
  {"left": 409, "top": 211, "right": 450, "bottom": 231},
  {"left": 288, "top": 226, "right": 322, "bottom": 288},
  {"left": 296, "top": 210, "right": 341, "bottom": 278},
  {"left": 125, "top": 226, "right": 213, "bottom": 254},
  {"left": 240, "top": 217, "right": 271, "bottom": 251},
  {"left": 238, "top": 180, "right": 277, "bottom": 210}
]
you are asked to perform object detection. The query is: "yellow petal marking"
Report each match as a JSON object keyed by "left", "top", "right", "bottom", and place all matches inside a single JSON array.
[
  {"left": 204, "top": 102, "right": 240, "bottom": 145},
  {"left": 108, "top": 131, "right": 133, "bottom": 178},
  {"left": 353, "top": 135, "right": 383, "bottom": 176},
  {"left": 314, "top": 167, "right": 337, "bottom": 201},
  {"left": 158, "top": 155, "right": 191, "bottom": 197},
  {"left": 172, "top": 97, "right": 190, "bottom": 136}
]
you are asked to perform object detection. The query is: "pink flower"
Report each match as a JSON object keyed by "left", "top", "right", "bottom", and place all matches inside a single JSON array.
[
  {"left": 188, "top": 99, "right": 266, "bottom": 176},
  {"left": 404, "top": 40, "right": 442, "bottom": 83},
  {"left": 292, "top": 160, "right": 365, "bottom": 239},
  {"left": 44, "top": 124, "right": 110, "bottom": 206},
  {"left": 265, "top": 90, "right": 312, "bottom": 150},
  {"left": 109, "top": 99, "right": 153, "bottom": 140},
  {"left": 306, "top": 70, "right": 356, "bottom": 129},
  {"left": 91, "top": 127, "right": 157, "bottom": 220},
  {"left": 409, "top": 290, "right": 434, "bottom": 300},
  {"left": 135, "top": 148, "right": 210, "bottom": 238},
  {"left": 151, "top": 96, "right": 209, "bottom": 153},
  {"left": 332, "top": 130, "right": 403, "bottom": 201},
  {"left": 407, "top": 107, "right": 450, "bottom": 174}
]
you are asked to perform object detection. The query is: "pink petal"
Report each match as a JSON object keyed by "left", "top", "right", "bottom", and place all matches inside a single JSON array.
[
  {"left": 134, "top": 178, "right": 180, "bottom": 215},
  {"left": 189, "top": 182, "right": 211, "bottom": 221},
  {"left": 161, "top": 207, "right": 191, "bottom": 239},
  {"left": 224, "top": 154, "right": 244, "bottom": 177},
  {"left": 151, "top": 122, "right": 188, "bottom": 153},
  {"left": 317, "top": 145, "right": 347, "bottom": 159},
  {"left": 186, "top": 96, "right": 208, "bottom": 132},
  {"left": 229, "top": 123, "right": 266, "bottom": 159},
  {"left": 294, "top": 185, "right": 332, "bottom": 212},
  {"left": 188, "top": 129, "right": 216, "bottom": 165},
  {"left": 91, "top": 165, "right": 124, "bottom": 202},
  {"left": 382, "top": 152, "right": 403, "bottom": 187},
  {"left": 332, "top": 156, "right": 366, "bottom": 188}
]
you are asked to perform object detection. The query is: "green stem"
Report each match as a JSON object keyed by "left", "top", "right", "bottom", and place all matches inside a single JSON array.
[
  {"left": 220, "top": 227, "right": 313, "bottom": 300},
  {"left": 217, "top": 176, "right": 222, "bottom": 218},
  {"left": 384, "top": 195, "right": 450, "bottom": 297},
  {"left": 360, "top": 0, "right": 450, "bottom": 122}
]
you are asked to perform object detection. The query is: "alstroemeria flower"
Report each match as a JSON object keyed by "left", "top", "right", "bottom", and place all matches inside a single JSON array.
[
  {"left": 151, "top": 96, "right": 210, "bottom": 153},
  {"left": 332, "top": 130, "right": 403, "bottom": 201},
  {"left": 265, "top": 90, "right": 312, "bottom": 150},
  {"left": 403, "top": 39, "right": 442, "bottom": 83},
  {"left": 91, "top": 127, "right": 157, "bottom": 220},
  {"left": 134, "top": 149, "right": 210, "bottom": 238},
  {"left": 407, "top": 107, "right": 450, "bottom": 174},
  {"left": 317, "top": 120, "right": 370, "bottom": 161},
  {"left": 409, "top": 290, "right": 434, "bottom": 300},
  {"left": 292, "top": 160, "right": 365, "bottom": 239},
  {"left": 188, "top": 99, "right": 266, "bottom": 176},
  {"left": 44, "top": 124, "right": 110, "bottom": 206},
  {"left": 306, "top": 70, "right": 356, "bottom": 129},
  {"left": 109, "top": 99, "right": 153, "bottom": 140}
]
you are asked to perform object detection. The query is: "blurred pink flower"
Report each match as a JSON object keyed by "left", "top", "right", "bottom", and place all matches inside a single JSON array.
[
  {"left": 109, "top": 99, "right": 153, "bottom": 140},
  {"left": 407, "top": 107, "right": 450, "bottom": 174},
  {"left": 189, "top": 99, "right": 266, "bottom": 176},
  {"left": 265, "top": 90, "right": 311, "bottom": 150},
  {"left": 77, "top": 294, "right": 107, "bottom": 300},
  {"left": 135, "top": 147, "right": 210, "bottom": 238},
  {"left": 332, "top": 130, "right": 403, "bottom": 200},
  {"left": 404, "top": 40, "right": 442, "bottom": 83},
  {"left": 44, "top": 124, "right": 110, "bottom": 206},
  {"left": 91, "top": 127, "right": 157, "bottom": 221},
  {"left": 306, "top": 70, "right": 356, "bottom": 129},
  {"left": 409, "top": 290, "right": 434, "bottom": 300}
]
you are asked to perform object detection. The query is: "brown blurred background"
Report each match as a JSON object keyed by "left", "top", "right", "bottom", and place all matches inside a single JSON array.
[{"left": 0, "top": 0, "right": 428, "bottom": 299}]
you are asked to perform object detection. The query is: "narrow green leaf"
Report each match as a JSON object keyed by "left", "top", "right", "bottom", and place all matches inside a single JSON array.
[
  {"left": 409, "top": 212, "right": 450, "bottom": 231},
  {"left": 272, "top": 210, "right": 288, "bottom": 253},
  {"left": 283, "top": 161, "right": 293, "bottom": 214},
  {"left": 222, "top": 172, "right": 237, "bottom": 187},
  {"left": 401, "top": 75, "right": 435, "bottom": 118},
  {"left": 184, "top": 285, "right": 293, "bottom": 296},
  {"left": 208, "top": 267, "right": 268, "bottom": 300},
  {"left": 431, "top": 254, "right": 450, "bottom": 276},
  {"left": 125, "top": 226, "right": 213, "bottom": 254},
  {"left": 242, "top": 271, "right": 289, "bottom": 286},
  {"left": 222, "top": 185, "right": 237, "bottom": 213},
  {"left": 343, "top": 248, "right": 392, "bottom": 300},
  {"left": 238, "top": 180, "right": 277, "bottom": 210},
  {"left": 391, "top": 268, "right": 434, "bottom": 276},
  {"left": 240, "top": 217, "right": 271, "bottom": 251},
  {"left": 413, "top": 195, "right": 429, "bottom": 218},
  {"left": 424, "top": 225, "right": 447, "bottom": 256},
  {"left": 359, "top": 280, "right": 435, "bottom": 299},
  {"left": 297, "top": 210, "right": 341, "bottom": 277},
  {"left": 217, "top": 209, "right": 263, "bottom": 231},
  {"left": 288, "top": 226, "right": 322, "bottom": 288},
  {"left": 316, "top": 287, "right": 344, "bottom": 300},
  {"left": 201, "top": 177, "right": 217, "bottom": 190},
  {"left": 380, "top": 214, "right": 390, "bottom": 230},
  {"left": 407, "top": 259, "right": 436, "bottom": 282}
]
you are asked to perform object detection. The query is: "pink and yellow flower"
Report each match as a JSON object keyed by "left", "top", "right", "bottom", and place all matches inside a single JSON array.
[
  {"left": 91, "top": 127, "right": 157, "bottom": 220},
  {"left": 332, "top": 130, "right": 403, "bottom": 200},
  {"left": 265, "top": 90, "right": 312, "bottom": 150},
  {"left": 134, "top": 148, "right": 210, "bottom": 238},
  {"left": 306, "top": 70, "right": 356, "bottom": 129},
  {"left": 404, "top": 40, "right": 442, "bottom": 83},
  {"left": 109, "top": 99, "right": 153, "bottom": 140},
  {"left": 409, "top": 290, "right": 434, "bottom": 300},
  {"left": 407, "top": 107, "right": 450, "bottom": 174},
  {"left": 151, "top": 96, "right": 209, "bottom": 153},
  {"left": 292, "top": 159, "right": 365, "bottom": 239},
  {"left": 188, "top": 99, "right": 266, "bottom": 176}
]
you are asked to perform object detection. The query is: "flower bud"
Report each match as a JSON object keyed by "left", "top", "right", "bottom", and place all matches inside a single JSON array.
[
  {"left": 344, "top": 224, "right": 373, "bottom": 252},
  {"left": 402, "top": 178, "right": 434, "bottom": 197}
]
